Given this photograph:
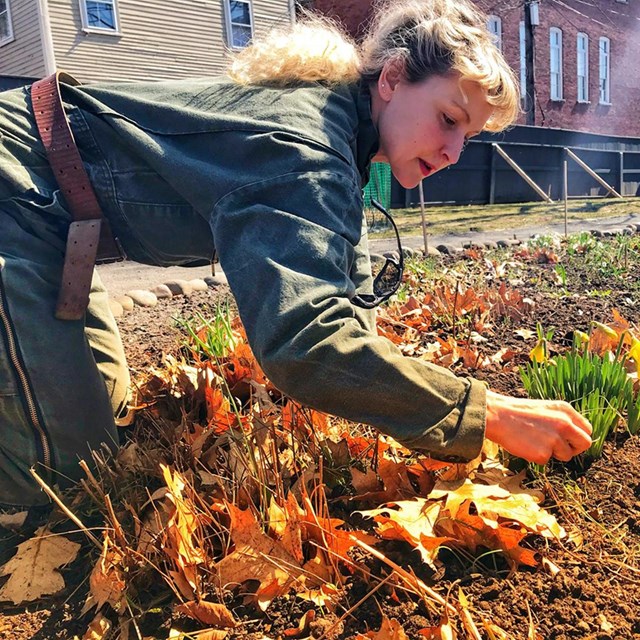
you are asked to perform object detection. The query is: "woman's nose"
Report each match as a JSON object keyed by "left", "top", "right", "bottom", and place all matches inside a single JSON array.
[{"left": 441, "top": 135, "right": 465, "bottom": 167}]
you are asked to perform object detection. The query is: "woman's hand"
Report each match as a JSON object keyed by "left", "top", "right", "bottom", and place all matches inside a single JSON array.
[{"left": 484, "top": 390, "right": 593, "bottom": 465}]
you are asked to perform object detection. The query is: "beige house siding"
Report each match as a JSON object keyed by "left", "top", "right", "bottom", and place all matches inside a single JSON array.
[
  {"left": 0, "top": 0, "right": 46, "bottom": 77},
  {"left": 48, "top": 0, "right": 292, "bottom": 83}
]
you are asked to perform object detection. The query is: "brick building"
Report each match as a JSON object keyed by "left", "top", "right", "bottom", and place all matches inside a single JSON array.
[{"left": 310, "top": 0, "right": 640, "bottom": 138}]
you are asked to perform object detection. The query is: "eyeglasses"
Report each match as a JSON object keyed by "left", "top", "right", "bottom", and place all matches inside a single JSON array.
[{"left": 351, "top": 199, "right": 404, "bottom": 309}]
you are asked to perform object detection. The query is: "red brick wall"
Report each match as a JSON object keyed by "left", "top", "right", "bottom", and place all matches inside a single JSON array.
[
  {"left": 309, "top": 0, "right": 640, "bottom": 137},
  {"left": 310, "top": 0, "right": 374, "bottom": 40}
]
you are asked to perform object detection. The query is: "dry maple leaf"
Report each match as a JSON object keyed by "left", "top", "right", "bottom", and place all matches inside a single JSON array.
[
  {"left": 175, "top": 600, "right": 237, "bottom": 627},
  {"left": 267, "top": 493, "right": 304, "bottom": 564},
  {"left": 356, "top": 615, "right": 409, "bottom": 639},
  {"left": 434, "top": 471, "right": 565, "bottom": 539},
  {"left": 86, "top": 532, "right": 126, "bottom": 612},
  {"left": 167, "top": 629, "right": 229, "bottom": 639},
  {"left": 357, "top": 500, "right": 450, "bottom": 568},
  {"left": 436, "top": 501, "right": 539, "bottom": 569},
  {"left": 0, "top": 527, "right": 80, "bottom": 604},
  {"left": 81, "top": 612, "right": 111, "bottom": 640},
  {"left": 283, "top": 609, "right": 316, "bottom": 637},
  {"left": 213, "top": 502, "right": 302, "bottom": 607}
]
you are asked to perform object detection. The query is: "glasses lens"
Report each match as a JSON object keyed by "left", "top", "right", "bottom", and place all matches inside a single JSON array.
[
  {"left": 372, "top": 259, "right": 401, "bottom": 297},
  {"left": 351, "top": 199, "right": 404, "bottom": 309}
]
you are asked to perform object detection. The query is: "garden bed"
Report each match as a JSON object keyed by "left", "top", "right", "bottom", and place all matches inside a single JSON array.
[{"left": 2, "top": 232, "right": 640, "bottom": 639}]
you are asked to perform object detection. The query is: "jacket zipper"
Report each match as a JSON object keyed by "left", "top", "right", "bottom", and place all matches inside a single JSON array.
[{"left": 0, "top": 277, "right": 53, "bottom": 475}]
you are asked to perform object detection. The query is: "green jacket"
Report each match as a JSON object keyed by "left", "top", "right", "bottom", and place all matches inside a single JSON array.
[{"left": 3, "top": 77, "right": 487, "bottom": 462}]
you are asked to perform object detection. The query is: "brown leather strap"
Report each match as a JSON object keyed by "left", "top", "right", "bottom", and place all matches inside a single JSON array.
[{"left": 31, "top": 71, "right": 124, "bottom": 321}]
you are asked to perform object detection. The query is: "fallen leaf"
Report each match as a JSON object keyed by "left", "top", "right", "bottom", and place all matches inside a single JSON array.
[
  {"left": 82, "top": 613, "right": 111, "bottom": 640},
  {"left": 283, "top": 609, "right": 315, "bottom": 637},
  {"left": 0, "top": 511, "right": 27, "bottom": 531},
  {"left": 88, "top": 533, "right": 126, "bottom": 611},
  {"left": 168, "top": 629, "right": 229, "bottom": 639},
  {"left": 360, "top": 615, "right": 409, "bottom": 639},
  {"left": 0, "top": 527, "right": 80, "bottom": 604},
  {"left": 175, "top": 600, "right": 236, "bottom": 627}
]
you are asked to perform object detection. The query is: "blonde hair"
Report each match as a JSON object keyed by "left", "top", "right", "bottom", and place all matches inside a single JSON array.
[{"left": 228, "top": 0, "right": 519, "bottom": 132}]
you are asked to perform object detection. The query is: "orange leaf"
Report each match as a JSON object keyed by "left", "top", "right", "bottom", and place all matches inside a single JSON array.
[
  {"left": 361, "top": 615, "right": 409, "bottom": 639},
  {"left": 283, "top": 609, "right": 316, "bottom": 637},
  {"left": 175, "top": 600, "right": 237, "bottom": 627},
  {"left": 88, "top": 533, "right": 126, "bottom": 611}
]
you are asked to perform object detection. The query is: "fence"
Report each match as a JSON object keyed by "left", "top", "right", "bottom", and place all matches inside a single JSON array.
[{"left": 393, "top": 124, "right": 640, "bottom": 208}]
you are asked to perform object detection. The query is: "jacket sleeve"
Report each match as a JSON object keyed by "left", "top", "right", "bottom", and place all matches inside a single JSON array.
[{"left": 211, "top": 168, "right": 486, "bottom": 461}]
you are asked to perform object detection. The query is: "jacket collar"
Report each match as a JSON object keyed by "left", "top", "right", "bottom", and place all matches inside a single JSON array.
[{"left": 354, "top": 81, "right": 380, "bottom": 186}]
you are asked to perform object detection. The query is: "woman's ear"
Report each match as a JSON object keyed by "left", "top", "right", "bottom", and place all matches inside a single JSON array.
[{"left": 378, "top": 58, "right": 405, "bottom": 101}]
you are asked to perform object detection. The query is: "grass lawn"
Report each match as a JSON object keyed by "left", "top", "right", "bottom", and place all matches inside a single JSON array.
[{"left": 368, "top": 196, "right": 640, "bottom": 238}]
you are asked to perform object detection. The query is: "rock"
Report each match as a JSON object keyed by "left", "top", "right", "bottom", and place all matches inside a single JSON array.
[
  {"left": 383, "top": 250, "right": 400, "bottom": 261},
  {"left": 115, "top": 295, "right": 134, "bottom": 312},
  {"left": 401, "top": 247, "right": 421, "bottom": 259},
  {"left": 204, "top": 276, "right": 227, "bottom": 288},
  {"left": 126, "top": 289, "right": 158, "bottom": 307},
  {"left": 483, "top": 240, "right": 498, "bottom": 250},
  {"left": 422, "top": 245, "right": 441, "bottom": 257},
  {"left": 150, "top": 284, "right": 173, "bottom": 299},
  {"left": 369, "top": 253, "right": 386, "bottom": 269},
  {"left": 576, "top": 621, "right": 590, "bottom": 633},
  {"left": 497, "top": 238, "right": 522, "bottom": 248},
  {"left": 436, "top": 243, "right": 459, "bottom": 255},
  {"left": 591, "top": 229, "right": 604, "bottom": 237},
  {"left": 164, "top": 279, "right": 193, "bottom": 296},
  {"left": 108, "top": 298, "right": 124, "bottom": 318},
  {"left": 188, "top": 278, "right": 209, "bottom": 292}
]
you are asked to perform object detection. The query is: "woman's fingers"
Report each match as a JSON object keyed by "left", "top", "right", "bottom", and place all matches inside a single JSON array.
[{"left": 485, "top": 391, "right": 593, "bottom": 463}]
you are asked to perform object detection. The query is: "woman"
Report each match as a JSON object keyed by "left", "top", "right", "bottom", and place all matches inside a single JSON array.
[{"left": 0, "top": 0, "right": 591, "bottom": 507}]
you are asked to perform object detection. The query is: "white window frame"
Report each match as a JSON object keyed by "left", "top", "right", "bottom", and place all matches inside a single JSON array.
[
  {"left": 599, "top": 36, "right": 611, "bottom": 104},
  {"left": 487, "top": 15, "right": 502, "bottom": 51},
  {"left": 0, "top": 0, "right": 14, "bottom": 47},
  {"left": 549, "top": 27, "right": 563, "bottom": 101},
  {"left": 224, "top": 0, "right": 254, "bottom": 49},
  {"left": 79, "top": 0, "right": 121, "bottom": 35},
  {"left": 519, "top": 21, "right": 526, "bottom": 102},
  {"left": 577, "top": 33, "right": 589, "bottom": 103}
]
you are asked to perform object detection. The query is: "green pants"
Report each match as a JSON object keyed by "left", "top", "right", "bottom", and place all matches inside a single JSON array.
[
  {"left": 0, "top": 212, "right": 129, "bottom": 507},
  {"left": 0, "top": 83, "right": 130, "bottom": 506}
]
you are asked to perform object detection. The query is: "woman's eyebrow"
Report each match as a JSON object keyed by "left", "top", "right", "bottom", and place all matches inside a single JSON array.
[{"left": 451, "top": 100, "right": 471, "bottom": 123}]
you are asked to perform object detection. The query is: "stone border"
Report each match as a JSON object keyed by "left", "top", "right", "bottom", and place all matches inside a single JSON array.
[
  {"left": 109, "top": 223, "right": 639, "bottom": 318},
  {"left": 108, "top": 276, "right": 228, "bottom": 318}
]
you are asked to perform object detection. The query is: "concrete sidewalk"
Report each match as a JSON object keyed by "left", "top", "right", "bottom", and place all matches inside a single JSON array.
[{"left": 369, "top": 211, "right": 640, "bottom": 255}]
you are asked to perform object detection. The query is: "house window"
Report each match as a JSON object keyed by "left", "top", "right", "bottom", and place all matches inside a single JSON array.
[
  {"left": 519, "top": 21, "right": 526, "bottom": 100},
  {"left": 549, "top": 27, "right": 563, "bottom": 101},
  {"left": 487, "top": 15, "right": 502, "bottom": 51},
  {"left": 599, "top": 36, "right": 611, "bottom": 104},
  {"left": 577, "top": 33, "right": 589, "bottom": 102},
  {"left": 225, "top": 0, "right": 253, "bottom": 49},
  {"left": 0, "top": 0, "right": 14, "bottom": 46},
  {"left": 80, "top": 0, "right": 119, "bottom": 32}
]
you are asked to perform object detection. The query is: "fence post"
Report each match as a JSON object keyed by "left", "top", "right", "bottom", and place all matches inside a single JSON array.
[
  {"left": 563, "top": 148, "right": 568, "bottom": 238},
  {"left": 619, "top": 151, "right": 625, "bottom": 197},
  {"left": 489, "top": 143, "right": 496, "bottom": 204}
]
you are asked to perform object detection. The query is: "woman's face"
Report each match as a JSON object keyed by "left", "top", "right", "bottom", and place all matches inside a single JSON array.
[{"left": 371, "top": 67, "right": 494, "bottom": 189}]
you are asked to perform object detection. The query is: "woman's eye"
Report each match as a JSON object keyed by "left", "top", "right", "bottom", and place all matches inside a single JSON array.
[{"left": 443, "top": 114, "right": 456, "bottom": 126}]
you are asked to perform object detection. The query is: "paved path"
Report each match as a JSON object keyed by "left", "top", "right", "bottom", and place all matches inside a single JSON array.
[{"left": 97, "top": 212, "right": 640, "bottom": 297}]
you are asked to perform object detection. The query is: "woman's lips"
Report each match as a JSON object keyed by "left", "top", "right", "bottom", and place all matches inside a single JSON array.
[{"left": 419, "top": 159, "right": 433, "bottom": 177}]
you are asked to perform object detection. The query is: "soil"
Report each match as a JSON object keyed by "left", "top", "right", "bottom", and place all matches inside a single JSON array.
[{"left": 3, "top": 240, "right": 640, "bottom": 639}]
